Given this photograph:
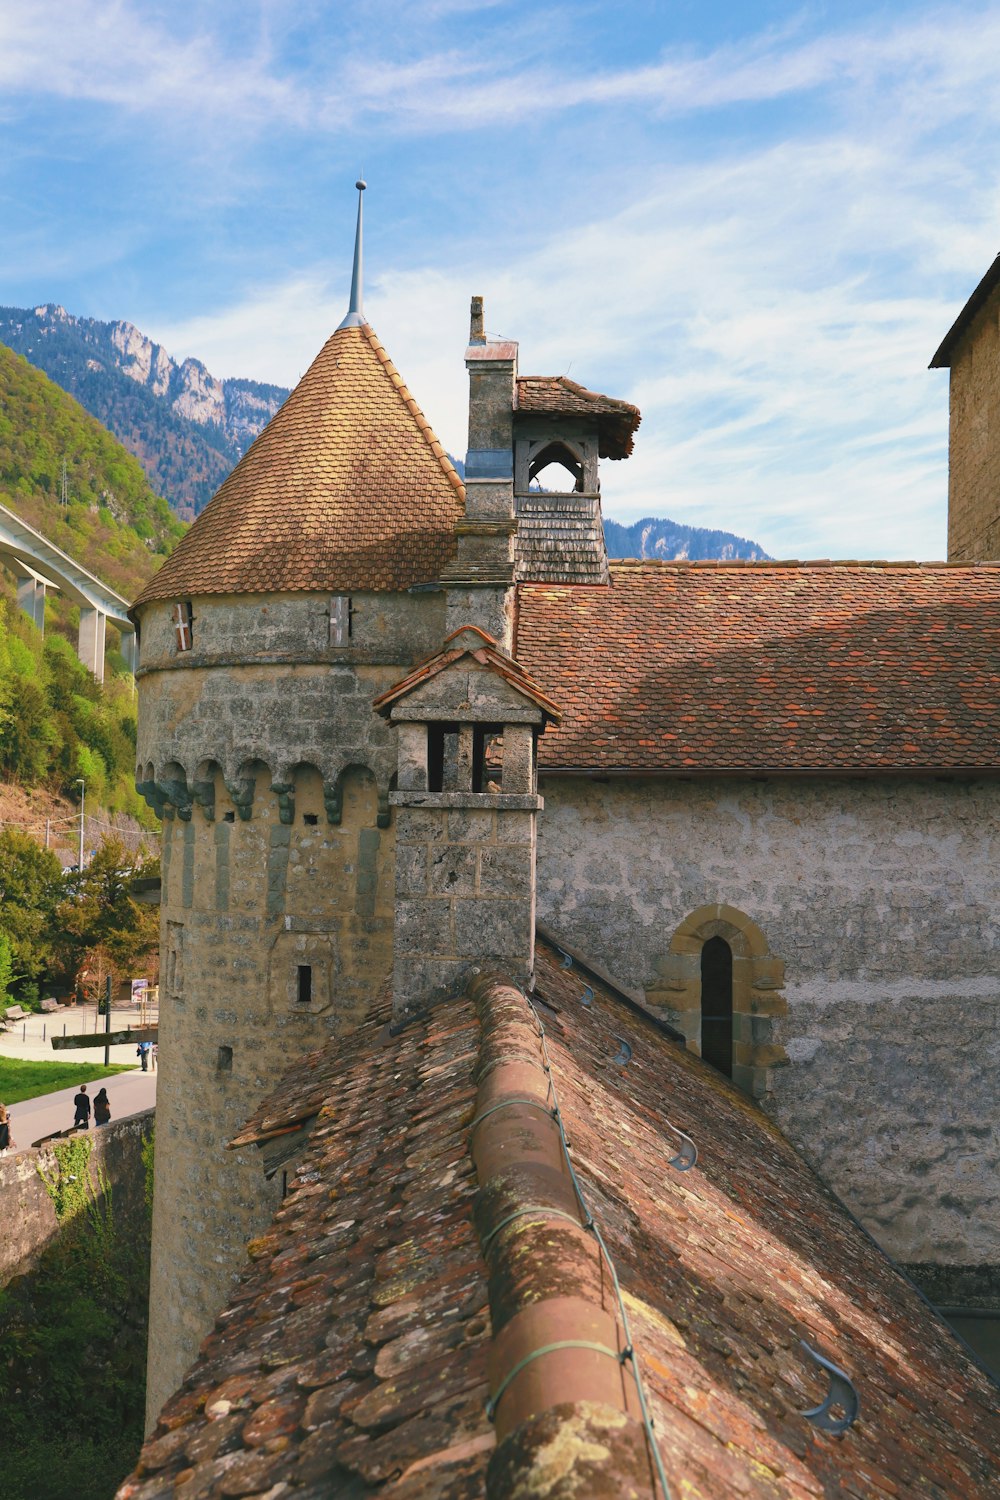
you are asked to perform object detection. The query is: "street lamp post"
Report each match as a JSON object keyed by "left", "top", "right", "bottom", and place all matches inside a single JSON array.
[{"left": 76, "top": 778, "right": 85, "bottom": 871}]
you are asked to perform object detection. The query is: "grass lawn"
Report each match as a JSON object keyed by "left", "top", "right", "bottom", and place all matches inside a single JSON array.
[{"left": 0, "top": 1057, "right": 136, "bottom": 1105}]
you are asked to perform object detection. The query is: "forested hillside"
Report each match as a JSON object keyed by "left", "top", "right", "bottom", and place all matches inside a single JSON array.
[
  {"left": 0, "top": 304, "right": 287, "bottom": 518},
  {"left": 0, "top": 343, "right": 177, "bottom": 816},
  {"left": 0, "top": 341, "right": 184, "bottom": 600}
]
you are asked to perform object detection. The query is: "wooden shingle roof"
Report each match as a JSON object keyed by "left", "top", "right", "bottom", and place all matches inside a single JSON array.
[
  {"left": 516, "top": 559, "right": 1000, "bottom": 774},
  {"left": 132, "top": 323, "right": 464, "bottom": 609},
  {"left": 515, "top": 375, "right": 640, "bottom": 459}
]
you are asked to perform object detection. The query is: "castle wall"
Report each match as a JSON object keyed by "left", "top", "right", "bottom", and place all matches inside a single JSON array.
[
  {"left": 536, "top": 774, "right": 1000, "bottom": 1278},
  {"left": 946, "top": 288, "right": 1000, "bottom": 560},
  {"left": 139, "top": 591, "right": 423, "bottom": 1421}
]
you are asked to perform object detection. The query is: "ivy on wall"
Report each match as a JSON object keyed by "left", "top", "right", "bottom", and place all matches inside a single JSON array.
[{"left": 0, "top": 1124, "right": 152, "bottom": 1500}]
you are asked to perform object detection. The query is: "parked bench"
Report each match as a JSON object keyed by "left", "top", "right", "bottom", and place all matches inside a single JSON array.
[
  {"left": 4, "top": 1005, "right": 27, "bottom": 1022},
  {"left": 39, "top": 998, "right": 62, "bottom": 1013}
]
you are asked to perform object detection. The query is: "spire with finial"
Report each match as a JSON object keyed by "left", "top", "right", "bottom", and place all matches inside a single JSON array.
[{"left": 338, "top": 179, "right": 367, "bottom": 330}]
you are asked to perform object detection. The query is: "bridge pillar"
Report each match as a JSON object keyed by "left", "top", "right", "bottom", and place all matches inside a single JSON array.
[
  {"left": 78, "top": 607, "right": 107, "bottom": 683},
  {"left": 120, "top": 628, "right": 138, "bottom": 676},
  {"left": 16, "top": 574, "right": 47, "bottom": 633}
]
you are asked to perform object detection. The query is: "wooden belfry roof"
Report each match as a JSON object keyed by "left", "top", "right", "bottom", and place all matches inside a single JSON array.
[
  {"left": 132, "top": 323, "right": 464, "bottom": 608},
  {"left": 516, "top": 375, "right": 641, "bottom": 459}
]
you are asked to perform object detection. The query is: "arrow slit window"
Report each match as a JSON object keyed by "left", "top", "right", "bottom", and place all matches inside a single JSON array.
[{"left": 173, "top": 601, "right": 194, "bottom": 653}]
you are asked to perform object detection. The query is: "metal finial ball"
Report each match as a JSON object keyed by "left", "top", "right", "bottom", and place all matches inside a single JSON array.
[{"left": 356, "top": 179, "right": 367, "bottom": 191}]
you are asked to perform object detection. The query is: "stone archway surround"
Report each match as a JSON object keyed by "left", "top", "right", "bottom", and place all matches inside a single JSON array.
[{"left": 646, "top": 904, "right": 788, "bottom": 1098}]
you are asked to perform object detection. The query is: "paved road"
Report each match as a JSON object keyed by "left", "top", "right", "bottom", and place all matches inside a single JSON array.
[
  {"left": 6, "top": 1071, "right": 157, "bottom": 1150},
  {"left": 0, "top": 1003, "right": 157, "bottom": 1152}
]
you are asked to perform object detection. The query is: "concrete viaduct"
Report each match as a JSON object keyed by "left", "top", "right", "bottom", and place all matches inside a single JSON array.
[{"left": 0, "top": 501, "right": 136, "bottom": 682}]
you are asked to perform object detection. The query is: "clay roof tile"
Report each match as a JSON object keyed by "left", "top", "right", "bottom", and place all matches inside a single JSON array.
[{"left": 132, "top": 323, "right": 464, "bottom": 610}]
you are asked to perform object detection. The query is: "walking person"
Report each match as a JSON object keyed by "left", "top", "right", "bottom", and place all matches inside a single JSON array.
[
  {"left": 138, "top": 1040, "right": 150, "bottom": 1072},
  {"left": 0, "top": 1102, "right": 15, "bottom": 1155},
  {"left": 93, "top": 1088, "right": 111, "bottom": 1127},
  {"left": 73, "top": 1083, "right": 91, "bottom": 1129}
]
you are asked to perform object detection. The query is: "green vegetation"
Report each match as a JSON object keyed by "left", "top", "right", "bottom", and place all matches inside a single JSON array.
[
  {"left": 0, "top": 1057, "right": 134, "bottom": 1107},
  {"left": 0, "top": 599, "right": 152, "bottom": 816},
  {"left": 0, "top": 1126, "right": 151, "bottom": 1500},
  {"left": 0, "top": 829, "right": 159, "bottom": 1013},
  {"left": 0, "top": 340, "right": 184, "bottom": 600}
]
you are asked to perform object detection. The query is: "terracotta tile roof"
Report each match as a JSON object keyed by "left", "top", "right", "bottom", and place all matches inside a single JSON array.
[
  {"left": 132, "top": 324, "right": 464, "bottom": 610},
  {"left": 120, "top": 940, "right": 1000, "bottom": 1498},
  {"left": 118, "top": 991, "right": 495, "bottom": 1499},
  {"left": 372, "top": 626, "right": 561, "bottom": 723},
  {"left": 515, "top": 375, "right": 641, "bottom": 460},
  {"left": 515, "top": 559, "right": 1000, "bottom": 773}
]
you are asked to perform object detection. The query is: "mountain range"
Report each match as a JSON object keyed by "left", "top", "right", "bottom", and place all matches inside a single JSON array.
[
  {"left": 0, "top": 304, "right": 288, "bottom": 520},
  {"left": 603, "top": 516, "right": 769, "bottom": 561},
  {"left": 0, "top": 303, "right": 769, "bottom": 560}
]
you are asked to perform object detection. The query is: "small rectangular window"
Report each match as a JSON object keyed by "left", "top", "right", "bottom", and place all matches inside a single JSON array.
[
  {"left": 303, "top": 813, "right": 319, "bottom": 826},
  {"left": 217, "top": 1045, "right": 233, "bottom": 1072},
  {"left": 297, "top": 965, "right": 312, "bottom": 1004},
  {"left": 223, "top": 810, "right": 235, "bottom": 824}
]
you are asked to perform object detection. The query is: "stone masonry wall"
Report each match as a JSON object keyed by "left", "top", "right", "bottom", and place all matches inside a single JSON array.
[
  {"left": 138, "top": 590, "right": 418, "bottom": 1423},
  {"left": 393, "top": 802, "right": 536, "bottom": 1009},
  {"left": 0, "top": 1111, "right": 153, "bottom": 1287},
  {"left": 146, "top": 763, "right": 394, "bottom": 1422},
  {"left": 946, "top": 287, "right": 1000, "bottom": 561},
  {"left": 536, "top": 775, "right": 1000, "bottom": 1278}
]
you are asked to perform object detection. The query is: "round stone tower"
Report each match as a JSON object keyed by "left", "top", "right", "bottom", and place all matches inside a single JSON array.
[{"left": 132, "top": 196, "right": 467, "bottom": 1418}]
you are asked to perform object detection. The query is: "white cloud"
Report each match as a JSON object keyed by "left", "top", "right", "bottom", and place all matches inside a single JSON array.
[{"left": 56, "top": 3, "right": 1000, "bottom": 559}]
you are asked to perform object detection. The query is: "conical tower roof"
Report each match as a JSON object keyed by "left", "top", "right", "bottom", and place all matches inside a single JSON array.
[{"left": 132, "top": 321, "right": 464, "bottom": 608}]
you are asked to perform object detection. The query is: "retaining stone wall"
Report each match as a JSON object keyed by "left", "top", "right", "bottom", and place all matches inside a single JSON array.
[{"left": 0, "top": 1110, "right": 153, "bottom": 1287}]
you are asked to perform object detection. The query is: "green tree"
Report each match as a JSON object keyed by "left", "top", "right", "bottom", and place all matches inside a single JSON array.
[
  {"left": 56, "top": 836, "right": 159, "bottom": 991},
  {"left": 0, "top": 931, "right": 15, "bottom": 1015},
  {"left": 0, "top": 831, "right": 63, "bottom": 994}
]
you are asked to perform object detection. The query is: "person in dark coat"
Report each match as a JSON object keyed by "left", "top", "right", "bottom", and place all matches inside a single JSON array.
[
  {"left": 73, "top": 1084, "right": 91, "bottom": 1129},
  {"left": 0, "top": 1102, "right": 14, "bottom": 1154},
  {"left": 93, "top": 1088, "right": 111, "bottom": 1126}
]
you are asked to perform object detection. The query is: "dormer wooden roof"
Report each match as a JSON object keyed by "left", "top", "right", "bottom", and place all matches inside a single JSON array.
[
  {"left": 515, "top": 375, "right": 641, "bottom": 459},
  {"left": 131, "top": 323, "right": 464, "bottom": 610}
]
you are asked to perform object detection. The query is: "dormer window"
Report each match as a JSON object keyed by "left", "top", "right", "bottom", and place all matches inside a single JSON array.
[{"left": 173, "top": 601, "right": 194, "bottom": 652}]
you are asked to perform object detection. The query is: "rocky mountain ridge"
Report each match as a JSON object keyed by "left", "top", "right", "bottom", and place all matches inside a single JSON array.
[
  {"left": 2, "top": 303, "right": 770, "bottom": 560},
  {"left": 603, "top": 514, "right": 769, "bottom": 561},
  {"left": 0, "top": 304, "right": 288, "bottom": 519}
]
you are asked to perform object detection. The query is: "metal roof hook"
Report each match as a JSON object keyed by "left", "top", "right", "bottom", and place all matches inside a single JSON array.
[
  {"left": 580, "top": 984, "right": 594, "bottom": 1008},
  {"left": 667, "top": 1125, "right": 697, "bottom": 1171},
  {"left": 558, "top": 948, "right": 573, "bottom": 969},
  {"left": 799, "top": 1340, "right": 859, "bottom": 1435},
  {"left": 611, "top": 1037, "right": 632, "bottom": 1066}
]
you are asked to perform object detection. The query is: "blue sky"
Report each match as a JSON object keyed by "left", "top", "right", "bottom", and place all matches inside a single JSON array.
[{"left": 1, "top": 1, "right": 999, "bottom": 558}]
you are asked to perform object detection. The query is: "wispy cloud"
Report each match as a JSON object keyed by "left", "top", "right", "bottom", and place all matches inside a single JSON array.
[{"left": 8, "top": 1, "right": 1000, "bottom": 559}]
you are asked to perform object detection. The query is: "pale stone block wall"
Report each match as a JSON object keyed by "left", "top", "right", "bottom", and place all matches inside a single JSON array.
[
  {"left": 146, "top": 766, "right": 394, "bottom": 1422},
  {"left": 392, "top": 801, "right": 537, "bottom": 1009},
  {"left": 535, "top": 774, "right": 1000, "bottom": 1276},
  {"left": 946, "top": 289, "right": 1000, "bottom": 560},
  {"left": 138, "top": 590, "right": 416, "bottom": 1424}
]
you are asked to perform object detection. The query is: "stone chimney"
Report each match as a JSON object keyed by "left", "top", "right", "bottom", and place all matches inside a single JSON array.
[
  {"left": 436, "top": 300, "right": 519, "bottom": 650},
  {"left": 374, "top": 626, "right": 559, "bottom": 1015}
]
